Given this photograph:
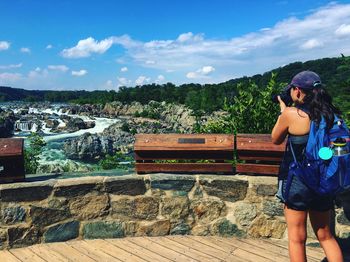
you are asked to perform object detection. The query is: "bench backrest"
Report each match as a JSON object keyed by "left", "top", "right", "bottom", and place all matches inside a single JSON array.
[
  {"left": 236, "top": 134, "right": 286, "bottom": 175},
  {"left": 134, "top": 134, "right": 234, "bottom": 174},
  {"left": 134, "top": 133, "right": 286, "bottom": 175}
]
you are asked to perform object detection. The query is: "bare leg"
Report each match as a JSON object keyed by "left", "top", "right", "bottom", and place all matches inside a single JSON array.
[
  {"left": 309, "top": 210, "right": 343, "bottom": 262},
  {"left": 284, "top": 205, "right": 308, "bottom": 262}
]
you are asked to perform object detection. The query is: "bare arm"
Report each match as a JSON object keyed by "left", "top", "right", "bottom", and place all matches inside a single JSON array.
[{"left": 271, "top": 109, "right": 290, "bottom": 144}]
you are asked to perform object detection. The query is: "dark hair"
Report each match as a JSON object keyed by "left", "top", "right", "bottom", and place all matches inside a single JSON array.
[{"left": 301, "top": 86, "right": 342, "bottom": 130}]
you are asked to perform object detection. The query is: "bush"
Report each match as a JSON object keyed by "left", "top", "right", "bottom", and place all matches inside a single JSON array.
[
  {"left": 24, "top": 132, "right": 46, "bottom": 174},
  {"left": 98, "top": 151, "right": 134, "bottom": 170},
  {"left": 121, "top": 122, "right": 130, "bottom": 132},
  {"left": 195, "top": 73, "right": 282, "bottom": 134}
]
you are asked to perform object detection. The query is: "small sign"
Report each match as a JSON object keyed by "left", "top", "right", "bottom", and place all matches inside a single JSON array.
[{"left": 178, "top": 138, "right": 205, "bottom": 144}]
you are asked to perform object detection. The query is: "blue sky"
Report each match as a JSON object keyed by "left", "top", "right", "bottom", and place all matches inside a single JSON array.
[{"left": 1, "top": 0, "right": 350, "bottom": 91}]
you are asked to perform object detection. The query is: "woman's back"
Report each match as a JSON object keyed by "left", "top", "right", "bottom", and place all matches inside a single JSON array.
[{"left": 285, "top": 107, "right": 310, "bottom": 135}]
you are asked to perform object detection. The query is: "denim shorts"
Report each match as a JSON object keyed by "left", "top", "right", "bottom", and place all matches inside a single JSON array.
[{"left": 276, "top": 174, "right": 334, "bottom": 212}]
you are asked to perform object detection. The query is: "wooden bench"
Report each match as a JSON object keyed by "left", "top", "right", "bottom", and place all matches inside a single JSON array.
[
  {"left": 235, "top": 134, "right": 286, "bottom": 175},
  {"left": 134, "top": 134, "right": 234, "bottom": 174},
  {"left": 134, "top": 133, "right": 286, "bottom": 175},
  {"left": 0, "top": 138, "right": 25, "bottom": 182}
]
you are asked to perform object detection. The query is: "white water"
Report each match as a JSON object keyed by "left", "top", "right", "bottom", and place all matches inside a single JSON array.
[
  {"left": 44, "top": 117, "right": 119, "bottom": 142},
  {"left": 7, "top": 103, "right": 121, "bottom": 172}
]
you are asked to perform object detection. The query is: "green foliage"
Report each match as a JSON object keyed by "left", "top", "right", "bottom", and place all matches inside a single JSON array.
[
  {"left": 196, "top": 73, "right": 281, "bottom": 134},
  {"left": 139, "top": 109, "right": 161, "bottom": 119},
  {"left": 121, "top": 122, "right": 130, "bottom": 132},
  {"left": 98, "top": 151, "right": 133, "bottom": 170},
  {"left": 24, "top": 133, "right": 46, "bottom": 174}
]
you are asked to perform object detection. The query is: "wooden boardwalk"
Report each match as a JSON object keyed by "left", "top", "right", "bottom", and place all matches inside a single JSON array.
[{"left": 0, "top": 236, "right": 327, "bottom": 262}]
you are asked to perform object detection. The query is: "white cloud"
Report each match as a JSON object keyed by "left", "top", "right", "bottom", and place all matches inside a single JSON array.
[
  {"left": 200, "top": 66, "right": 215, "bottom": 75},
  {"left": 0, "top": 63, "right": 23, "bottom": 70},
  {"left": 48, "top": 65, "right": 69, "bottom": 72},
  {"left": 157, "top": 75, "right": 165, "bottom": 81},
  {"left": 300, "top": 39, "right": 323, "bottom": 50},
  {"left": 0, "top": 41, "right": 10, "bottom": 51},
  {"left": 61, "top": 37, "right": 118, "bottom": 58},
  {"left": 20, "top": 47, "right": 31, "bottom": 53},
  {"left": 28, "top": 68, "right": 49, "bottom": 79},
  {"left": 155, "top": 74, "right": 165, "bottom": 84},
  {"left": 177, "top": 32, "right": 204, "bottom": 42},
  {"left": 117, "top": 77, "right": 131, "bottom": 86},
  {"left": 96, "top": 3, "right": 350, "bottom": 82},
  {"left": 135, "top": 75, "right": 150, "bottom": 85},
  {"left": 145, "top": 60, "right": 156, "bottom": 65},
  {"left": 186, "top": 66, "right": 216, "bottom": 79},
  {"left": 0, "top": 72, "right": 22, "bottom": 82},
  {"left": 71, "top": 70, "right": 87, "bottom": 76},
  {"left": 186, "top": 72, "right": 197, "bottom": 79},
  {"left": 104, "top": 80, "right": 114, "bottom": 89},
  {"left": 335, "top": 24, "right": 350, "bottom": 37},
  {"left": 120, "top": 67, "right": 128, "bottom": 72},
  {"left": 46, "top": 44, "right": 53, "bottom": 49}
]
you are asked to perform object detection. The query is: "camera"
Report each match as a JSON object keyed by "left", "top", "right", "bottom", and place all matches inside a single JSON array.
[{"left": 271, "top": 89, "right": 293, "bottom": 106}]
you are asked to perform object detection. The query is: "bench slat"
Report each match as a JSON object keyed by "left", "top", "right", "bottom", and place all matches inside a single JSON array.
[
  {"left": 135, "top": 151, "right": 233, "bottom": 160},
  {"left": 236, "top": 163, "right": 280, "bottom": 175},
  {"left": 236, "top": 134, "right": 286, "bottom": 151},
  {"left": 136, "top": 163, "right": 233, "bottom": 174},
  {"left": 135, "top": 134, "right": 234, "bottom": 150}
]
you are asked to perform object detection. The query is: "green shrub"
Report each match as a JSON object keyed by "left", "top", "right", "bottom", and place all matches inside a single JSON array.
[
  {"left": 195, "top": 73, "right": 281, "bottom": 134},
  {"left": 98, "top": 151, "right": 134, "bottom": 170},
  {"left": 24, "top": 132, "right": 46, "bottom": 174},
  {"left": 121, "top": 122, "right": 130, "bottom": 132}
]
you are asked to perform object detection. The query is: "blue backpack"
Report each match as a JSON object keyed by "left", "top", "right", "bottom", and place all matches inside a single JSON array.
[{"left": 286, "top": 115, "right": 350, "bottom": 196}]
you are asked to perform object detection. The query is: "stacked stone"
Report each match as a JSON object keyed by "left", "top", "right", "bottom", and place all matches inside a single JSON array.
[{"left": 0, "top": 174, "right": 349, "bottom": 249}]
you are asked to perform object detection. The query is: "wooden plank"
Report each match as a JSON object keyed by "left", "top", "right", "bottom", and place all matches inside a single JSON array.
[
  {"left": 28, "top": 244, "right": 69, "bottom": 262},
  {"left": 9, "top": 248, "right": 47, "bottom": 262},
  {"left": 244, "top": 238, "right": 320, "bottom": 262},
  {"left": 148, "top": 236, "right": 223, "bottom": 262},
  {"left": 236, "top": 134, "right": 285, "bottom": 152},
  {"left": 211, "top": 237, "right": 285, "bottom": 262},
  {"left": 0, "top": 138, "right": 23, "bottom": 156},
  {"left": 135, "top": 150, "right": 233, "bottom": 160},
  {"left": 0, "top": 250, "right": 22, "bottom": 262},
  {"left": 84, "top": 239, "right": 147, "bottom": 262},
  {"left": 135, "top": 134, "right": 234, "bottom": 150},
  {"left": 46, "top": 242, "right": 97, "bottom": 262},
  {"left": 128, "top": 236, "right": 197, "bottom": 261},
  {"left": 236, "top": 163, "right": 279, "bottom": 175},
  {"left": 136, "top": 163, "right": 233, "bottom": 174},
  {"left": 262, "top": 239, "right": 326, "bottom": 261},
  {"left": 166, "top": 235, "right": 238, "bottom": 261},
  {"left": 106, "top": 239, "right": 172, "bottom": 262},
  {"left": 66, "top": 240, "right": 122, "bottom": 261},
  {"left": 238, "top": 151, "right": 283, "bottom": 161}
]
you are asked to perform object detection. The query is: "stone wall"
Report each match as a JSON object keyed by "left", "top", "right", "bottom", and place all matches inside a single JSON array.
[{"left": 0, "top": 174, "right": 349, "bottom": 249}]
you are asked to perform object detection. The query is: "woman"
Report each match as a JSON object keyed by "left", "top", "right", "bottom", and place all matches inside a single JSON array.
[{"left": 271, "top": 71, "right": 343, "bottom": 262}]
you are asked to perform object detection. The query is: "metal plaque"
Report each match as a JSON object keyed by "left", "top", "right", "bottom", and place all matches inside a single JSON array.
[{"left": 178, "top": 138, "right": 205, "bottom": 144}]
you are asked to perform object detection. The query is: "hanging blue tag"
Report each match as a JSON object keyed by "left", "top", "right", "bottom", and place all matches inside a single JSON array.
[{"left": 318, "top": 147, "right": 333, "bottom": 160}]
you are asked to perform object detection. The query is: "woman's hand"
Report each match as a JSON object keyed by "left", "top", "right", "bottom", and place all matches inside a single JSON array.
[{"left": 277, "top": 95, "right": 287, "bottom": 113}]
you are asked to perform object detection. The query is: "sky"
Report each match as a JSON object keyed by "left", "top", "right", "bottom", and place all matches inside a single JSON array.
[{"left": 1, "top": 0, "right": 350, "bottom": 91}]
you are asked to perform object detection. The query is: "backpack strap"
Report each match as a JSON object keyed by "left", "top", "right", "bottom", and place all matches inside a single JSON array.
[
  {"left": 289, "top": 139, "right": 299, "bottom": 165},
  {"left": 283, "top": 139, "right": 299, "bottom": 201}
]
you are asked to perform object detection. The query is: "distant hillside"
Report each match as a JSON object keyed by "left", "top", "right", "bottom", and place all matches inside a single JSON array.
[
  {"left": 1, "top": 55, "right": 349, "bottom": 114},
  {"left": 0, "top": 86, "right": 45, "bottom": 101}
]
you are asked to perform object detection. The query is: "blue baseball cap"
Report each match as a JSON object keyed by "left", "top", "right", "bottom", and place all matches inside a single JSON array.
[{"left": 285, "top": 71, "right": 322, "bottom": 91}]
